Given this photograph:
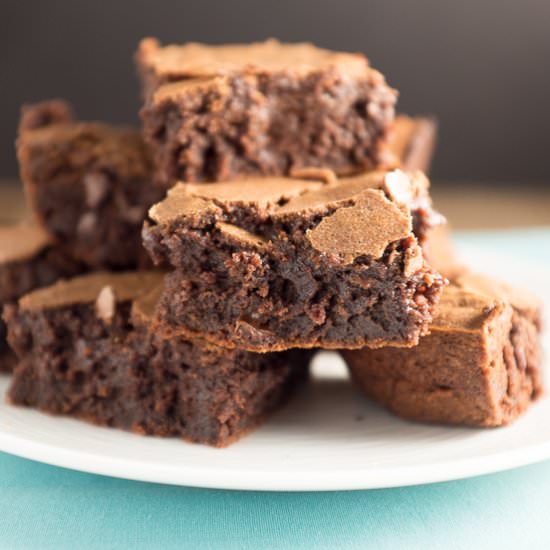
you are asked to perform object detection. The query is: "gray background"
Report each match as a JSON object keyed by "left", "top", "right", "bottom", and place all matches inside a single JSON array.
[{"left": 2, "top": 0, "right": 549, "bottom": 184}]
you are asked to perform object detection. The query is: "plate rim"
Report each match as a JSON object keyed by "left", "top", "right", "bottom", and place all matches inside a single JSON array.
[{"left": 1, "top": 399, "right": 550, "bottom": 491}]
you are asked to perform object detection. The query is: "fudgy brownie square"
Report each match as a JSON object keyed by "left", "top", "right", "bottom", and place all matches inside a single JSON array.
[
  {"left": 5, "top": 272, "right": 309, "bottom": 446},
  {"left": 17, "top": 100, "right": 163, "bottom": 270},
  {"left": 136, "top": 38, "right": 397, "bottom": 186},
  {"left": 343, "top": 273, "right": 543, "bottom": 427},
  {"left": 388, "top": 116, "right": 438, "bottom": 174},
  {"left": 143, "top": 169, "right": 446, "bottom": 352},
  {"left": 0, "top": 222, "right": 83, "bottom": 372}
]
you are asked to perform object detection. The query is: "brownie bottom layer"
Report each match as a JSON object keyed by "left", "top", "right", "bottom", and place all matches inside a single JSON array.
[
  {"left": 6, "top": 304, "right": 309, "bottom": 446},
  {"left": 9, "top": 353, "right": 307, "bottom": 446}
]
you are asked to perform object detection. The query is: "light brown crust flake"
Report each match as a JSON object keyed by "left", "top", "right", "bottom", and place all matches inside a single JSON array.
[
  {"left": 306, "top": 188, "right": 411, "bottom": 263},
  {"left": 216, "top": 222, "right": 268, "bottom": 249}
]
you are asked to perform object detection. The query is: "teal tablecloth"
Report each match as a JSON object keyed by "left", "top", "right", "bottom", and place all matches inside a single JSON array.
[{"left": 1, "top": 229, "right": 549, "bottom": 550}]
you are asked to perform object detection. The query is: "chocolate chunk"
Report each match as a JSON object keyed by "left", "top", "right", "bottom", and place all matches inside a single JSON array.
[{"left": 95, "top": 285, "right": 116, "bottom": 325}]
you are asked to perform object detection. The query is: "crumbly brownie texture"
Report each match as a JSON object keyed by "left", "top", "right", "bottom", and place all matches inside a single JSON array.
[
  {"left": 143, "top": 169, "right": 446, "bottom": 352},
  {"left": 0, "top": 222, "right": 83, "bottom": 372},
  {"left": 5, "top": 272, "right": 309, "bottom": 447},
  {"left": 388, "top": 116, "right": 438, "bottom": 174},
  {"left": 17, "top": 100, "right": 163, "bottom": 269},
  {"left": 137, "top": 38, "right": 397, "bottom": 186},
  {"left": 343, "top": 273, "right": 543, "bottom": 427}
]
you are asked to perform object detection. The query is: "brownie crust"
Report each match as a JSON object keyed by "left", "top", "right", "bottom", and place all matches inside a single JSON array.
[
  {"left": 17, "top": 100, "right": 163, "bottom": 270},
  {"left": 343, "top": 273, "right": 543, "bottom": 427},
  {"left": 143, "top": 170, "right": 446, "bottom": 352},
  {"left": 137, "top": 38, "right": 397, "bottom": 186},
  {"left": 5, "top": 272, "right": 309, "bottom": 446}
]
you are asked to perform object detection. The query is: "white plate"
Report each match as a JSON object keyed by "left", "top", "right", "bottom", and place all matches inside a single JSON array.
[{"left": 0, "top": 245, "right": 548, "bottom": 491}]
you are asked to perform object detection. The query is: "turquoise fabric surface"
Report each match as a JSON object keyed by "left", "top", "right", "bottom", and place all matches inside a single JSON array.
[{"left": 1, "top": 229, "right": 549, "bottom": 550}]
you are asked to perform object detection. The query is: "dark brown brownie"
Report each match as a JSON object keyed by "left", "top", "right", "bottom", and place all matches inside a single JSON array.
[
  {"left": 0, "top": 222, "right": 83, "bottom": 372},
  {"left": 0, "top": 327, "right": 16, "bottom": 373},
  {"left": 343, "top": 273, "right": 543, "bottom": 427},
  {"left": 143, "top": 169, "right": 446, "bottom": 352},
  {"left": 5, "top": 272, "right": 309, "bottom": 447},
  {"left": 17, "top": 100, "right": 163, "bottom": 270},
  {"left": 136, "top": 38, "right": 397, "bottom": 186},
  {"left": 388, "top": 116, "right": 438, "bottom": 173}
]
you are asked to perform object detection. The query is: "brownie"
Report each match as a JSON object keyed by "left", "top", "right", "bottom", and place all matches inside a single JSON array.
[
  {"left": 17, "top": 100, "right": 163, "bottom": 269},
  {"left": 143, "top": 169, "right": 446, "bottom": 352},
  {"left": 343, "top": 273, "right": 543, "bottom": 427},
  {"left": 0, "top": 222, "right": 83, "bottom": 372},
  {"left": 388, "top": 116, "right": 438, "bottom": 173},
  {"left": 5, "top": 272, "right": 309, "bottom": 447},
  {"left": 422, "top": 224, "right": 467, "bottom": 280},
  {"left": 136, "top": 38, "right": 397, "bottom": 186}
]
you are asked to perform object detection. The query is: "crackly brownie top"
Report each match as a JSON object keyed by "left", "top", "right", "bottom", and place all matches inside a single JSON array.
[
  {"left": 0, "top": 222, "right": 52, "bottom": 265},
  {"left": 148, "top": 169, "right": 430, "bottom": 264},
  {"left": 433, "top": 273, "right": 541, "bottom": 332},
  {"left": 138, "top": 37, "right": 372, "bottom": 81},
  {"left": 18, "top": 271, "right": 163, "bottom": 311},
  {"left": 17, "top": 100, "right": 151, "bottom": 179},
  {"left": 452, "top": 273, "right": 541, "bottom": 319}
]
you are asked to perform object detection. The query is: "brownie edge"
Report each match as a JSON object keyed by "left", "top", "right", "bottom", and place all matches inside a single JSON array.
[
  {"left": 137, "top": 38, "right": 397, "bottom": 185},
  {"left": 343, "top": 273, "right": 543, "bottom": 427}
]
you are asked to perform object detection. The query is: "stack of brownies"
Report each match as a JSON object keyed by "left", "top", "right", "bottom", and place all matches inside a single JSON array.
[{"left": 0, "top": 39, "right": 543, "bottom": 446}]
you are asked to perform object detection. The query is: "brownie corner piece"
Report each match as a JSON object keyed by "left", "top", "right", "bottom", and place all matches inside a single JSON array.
[
  {"left": 16, "top": 100, "right": 161, "bottom": 269},
  {"left": 137, "top": 38, "right": 397, "bottom": 185},
  {"left": 343, "top": 272, "right": 543, "bottom": 427},
  {"left": 143, "top": 169, "right": 446, "bottom": 352},
  {"left": 6, "top": 271, "right": 309, "bottom": 447}
]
